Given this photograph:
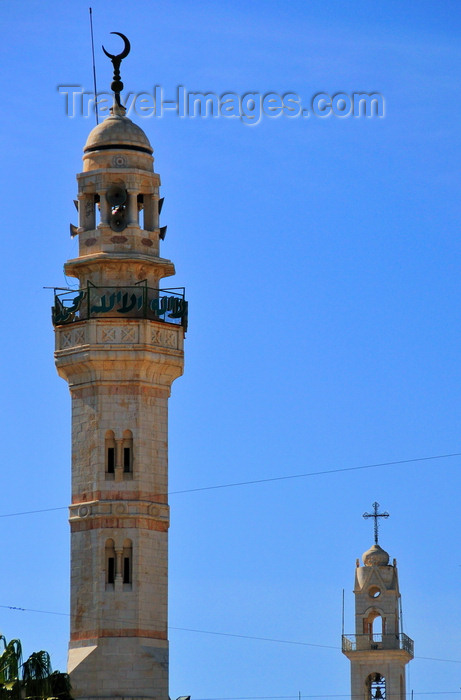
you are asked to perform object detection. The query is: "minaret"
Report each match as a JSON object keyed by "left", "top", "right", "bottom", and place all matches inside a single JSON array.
[
  {"left": 342, "top": 504, "right": 413, "bottom": 700},
  {"left": 52, "top": 35, "right": 186, "bottom": 700}
]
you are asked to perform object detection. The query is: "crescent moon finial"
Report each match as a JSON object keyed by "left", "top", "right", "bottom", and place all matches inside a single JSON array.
[
  {"left": 102, "top": 32, "right": 131, "bottom": 61},
  {"left": 102, "top": 32, "right": 131, "bottom": 110}
]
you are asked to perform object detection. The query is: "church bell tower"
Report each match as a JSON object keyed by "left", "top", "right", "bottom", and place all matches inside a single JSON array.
[
  {"left": 52, "top": 34, "right": 187, "bottom": 700},
  {"left": 342, "top": 504, "right": 413, "bottom": 700}
]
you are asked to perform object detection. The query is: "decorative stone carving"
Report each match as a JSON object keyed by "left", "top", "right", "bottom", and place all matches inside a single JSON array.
[
  {"left": 121, "top": 327, "right": 137, "bottom": 343},
  {"left": 151, "top": 328, "right": 178, "bottom": 349},
  {"left": 59, "top": 327, "right": 86, "bottom": 350},
  {"left": 61, "top": 332, "right": 72, "bottom": 349},
  {"left": 101, "top": 328, "right": 117, "bottom": 343}
]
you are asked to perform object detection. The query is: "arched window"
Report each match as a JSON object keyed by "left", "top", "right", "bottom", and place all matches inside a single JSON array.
[
  {"left": 105, "top": 539, "right": 116, "bottom": 589},
  {"left": 366, "top": 672, "right": 386, "bottom": 699},
  {"left": 122, "top": 430, "right": 133, "bottom": 474},
  {"left": 105, "top": 430, "right": 116, "bottom": 476},
  {"left": 122, "top": 539, "right": 132, "bottom": 587},
  {"left": 372, "top": 614, "right": 383, "bottom": 637},
  {"left": 363, "top": 611, "right": 385, "bottom": 639}
]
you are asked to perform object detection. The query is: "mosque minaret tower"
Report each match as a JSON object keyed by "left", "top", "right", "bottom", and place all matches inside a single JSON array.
[
  {"left": 52, "top": 34, "right": 187, "bottom": 700},
  {"left": 342, "top": 503, "right": 413, "bottom": 700}
]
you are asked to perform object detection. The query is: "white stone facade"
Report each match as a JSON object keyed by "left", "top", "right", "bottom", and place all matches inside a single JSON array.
[
  {"left": 54, "top": 104, "right": 185, "bottom": 700},
  {"left": 342, "top": 544, "right": 413, "bottom": 700}
]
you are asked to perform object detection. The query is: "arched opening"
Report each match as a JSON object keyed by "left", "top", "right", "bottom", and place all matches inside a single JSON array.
[
  {"left": 363, "top": 611, "right": 384, "bottom": 639},
  {"left": 366, "top": 672, "right": 386, "bottom": 699},
  {"left": 372, "top": 614, "right": 383, "bottom": 636},
  {"left": 105, "top": 539, "right": 116, "bottom": 589},
  {"left": 137, "top": 194, "right": 145, "bottom": 229},
  {"left": 122, "top": 430, "right": 133, "bottom": 475},
  {"left": 105, "top": 430, "right": 116, "bottom": 476},
  {"left": 122, "top": 539, "right": 132, "bottom": 588}
]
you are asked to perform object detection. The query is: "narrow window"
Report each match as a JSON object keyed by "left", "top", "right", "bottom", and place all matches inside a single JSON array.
[
  {"left": 122, "top": 430, "right": 133, "bottom": 475},
  {"left": 122, "top": 539, "right": 132, "bottom": 587},
  {"left": 108, "top": 557, "right": 115, "bottom": 584},
  {"left": 105, "top": 430, "right": 116, "bottom": 476},
  {"left": 123, "top": 557, "right": 130, "bottom": 583},
  {"left": 94, "top": 193, "right": 101, "bottom": 226},
  {"left": 137, "top": 194, "right": 145, "bottom": 230},
  {"left": 105, "top": 538, "right": 116, "bottom": 589},
  {"left": 123, "top": 447, "right": 131, "bottom": 472},
  {"left": 108, "top": 447, "right": 115, "bottom": 473}
]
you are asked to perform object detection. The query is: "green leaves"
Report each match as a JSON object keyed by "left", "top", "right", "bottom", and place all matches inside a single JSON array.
[{"left": 0, "top": 637, "right": 71, "bottom": 700}]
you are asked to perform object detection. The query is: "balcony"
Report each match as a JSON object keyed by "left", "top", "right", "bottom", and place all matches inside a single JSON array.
[
  {"left": 342, "top": 633, "right": 414, "bottom": 657},
  {"left": 52, "top": 284, "right": 188, "bottom": 330}
]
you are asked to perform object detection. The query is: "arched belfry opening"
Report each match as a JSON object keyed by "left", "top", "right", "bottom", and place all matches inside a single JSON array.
[
  {"left": 363, "top": 610, "right": 385, "bottom": 637},
  {"left": 366, "top": 672, "right": 386, "bottom": 699},
  {"left": 342, "top": 504, "right": 413, "bottom": 700}
]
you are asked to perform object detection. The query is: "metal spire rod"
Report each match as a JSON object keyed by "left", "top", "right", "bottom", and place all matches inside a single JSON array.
[
  {"left": 363, "top": 501, "right": 389, "bottom": 545},
  {"left": 89, "top": 8, "right": 99, "bottom": 124}
]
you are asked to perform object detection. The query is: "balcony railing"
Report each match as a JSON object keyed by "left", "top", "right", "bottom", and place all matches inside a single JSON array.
[
  {"left": 342, "top": 633, "right": 414, "bottom": 657},
  {"left": 52, "top": 284, "right": 188, "bottom": 330}
]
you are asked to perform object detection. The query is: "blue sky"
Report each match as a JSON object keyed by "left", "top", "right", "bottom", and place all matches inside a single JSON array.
[{"left": 1, "top": 1, "right": 461, "bottom": 698}]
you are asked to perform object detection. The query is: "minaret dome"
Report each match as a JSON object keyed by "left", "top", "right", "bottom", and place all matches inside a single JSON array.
[{"left": 83, "top": 105, "right": 153, "bottom": 173}]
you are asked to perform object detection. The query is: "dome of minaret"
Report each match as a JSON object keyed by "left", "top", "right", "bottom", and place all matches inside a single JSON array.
[
  {"left": 84, "top": 108, "right": 153, "bottom": 155},
  {"left": 83, "top": 32, "right": 153, "bottom": 171},
  {"left": 82, "top": 105, "right": 154, "bottom": 173},
  {"left": 362, "top": 543, "right": 390, "bottom": 566}
]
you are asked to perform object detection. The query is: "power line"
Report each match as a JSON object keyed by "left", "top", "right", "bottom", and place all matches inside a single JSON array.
[
  {"left": 0, "top": 506, "right": 67, "bottom": 519},
  {"left": 0, "top": 452, "right": 459, "bottom": 519},
  {"left": 192, "top": 694, "right": 461, "bottom": 699},
  {"left": 169, "top": 626, "right": 337, "bottom": 650},
  {"left": 168, "top": 452, "right": 461, "bottom": 494},
  {"left": 1, "top": 605, "right": 461, "bottom": 665},
  {"left": 0, "top": 605, "right": 336, "bottom": 651}
]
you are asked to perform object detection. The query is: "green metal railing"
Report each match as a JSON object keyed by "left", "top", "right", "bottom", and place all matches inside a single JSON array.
[{"left": 52, "top": 284, "right": 188, "bottom": 330}]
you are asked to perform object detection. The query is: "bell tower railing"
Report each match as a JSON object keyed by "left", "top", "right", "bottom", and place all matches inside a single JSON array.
[{"left": 342, "top": 633, "right": 414, "bottom": 656}]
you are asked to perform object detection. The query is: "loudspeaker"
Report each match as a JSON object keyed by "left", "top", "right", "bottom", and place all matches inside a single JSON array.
[
  {"left": 159, "top": 225, "right": 167, "bottom": 240},
  {"left": 106, "top": 186, "right": 127, "bottom": 207},
  {"left": 110, "top": 207, "right": 127, "bottom": 232},
  {"left": 70, "top": 223, "right": 79, "bottom": 237}
]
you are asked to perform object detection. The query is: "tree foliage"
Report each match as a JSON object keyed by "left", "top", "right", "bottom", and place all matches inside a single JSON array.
[{"left": 0, "top": 637, "right": 72, "bottom": 700}]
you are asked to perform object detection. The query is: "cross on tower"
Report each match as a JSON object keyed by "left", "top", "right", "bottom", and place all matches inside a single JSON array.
[{"left": 363, "top": 501, "right": 389, "bottom": 545}]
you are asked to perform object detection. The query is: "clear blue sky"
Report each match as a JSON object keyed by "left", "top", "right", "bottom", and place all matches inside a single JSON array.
[{"left": 1, "top": 1, "right": 461, "bottom": 698}]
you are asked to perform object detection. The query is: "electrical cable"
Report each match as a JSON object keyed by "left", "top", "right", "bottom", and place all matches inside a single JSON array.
[
  {"left": 0, "top": 452, "right": 459, "bottom": 519},
  {"left": 1, "top": 605, "right": 460, "bottom": 665},
  {"left": 168, "top": 452, "right": 461, "bottom": 495}
]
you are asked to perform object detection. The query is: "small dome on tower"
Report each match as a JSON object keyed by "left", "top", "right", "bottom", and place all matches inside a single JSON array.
[
  {"left": 362, "top": 543, "right": 390, "bottom": 567},
  {"left": 84, "top": 111, "right": 153, "bottom": 155}
]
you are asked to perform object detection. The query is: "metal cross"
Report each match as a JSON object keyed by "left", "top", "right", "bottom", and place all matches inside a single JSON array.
[{"left": 363, "top": 502, "right": 389, "bottom": 545}]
